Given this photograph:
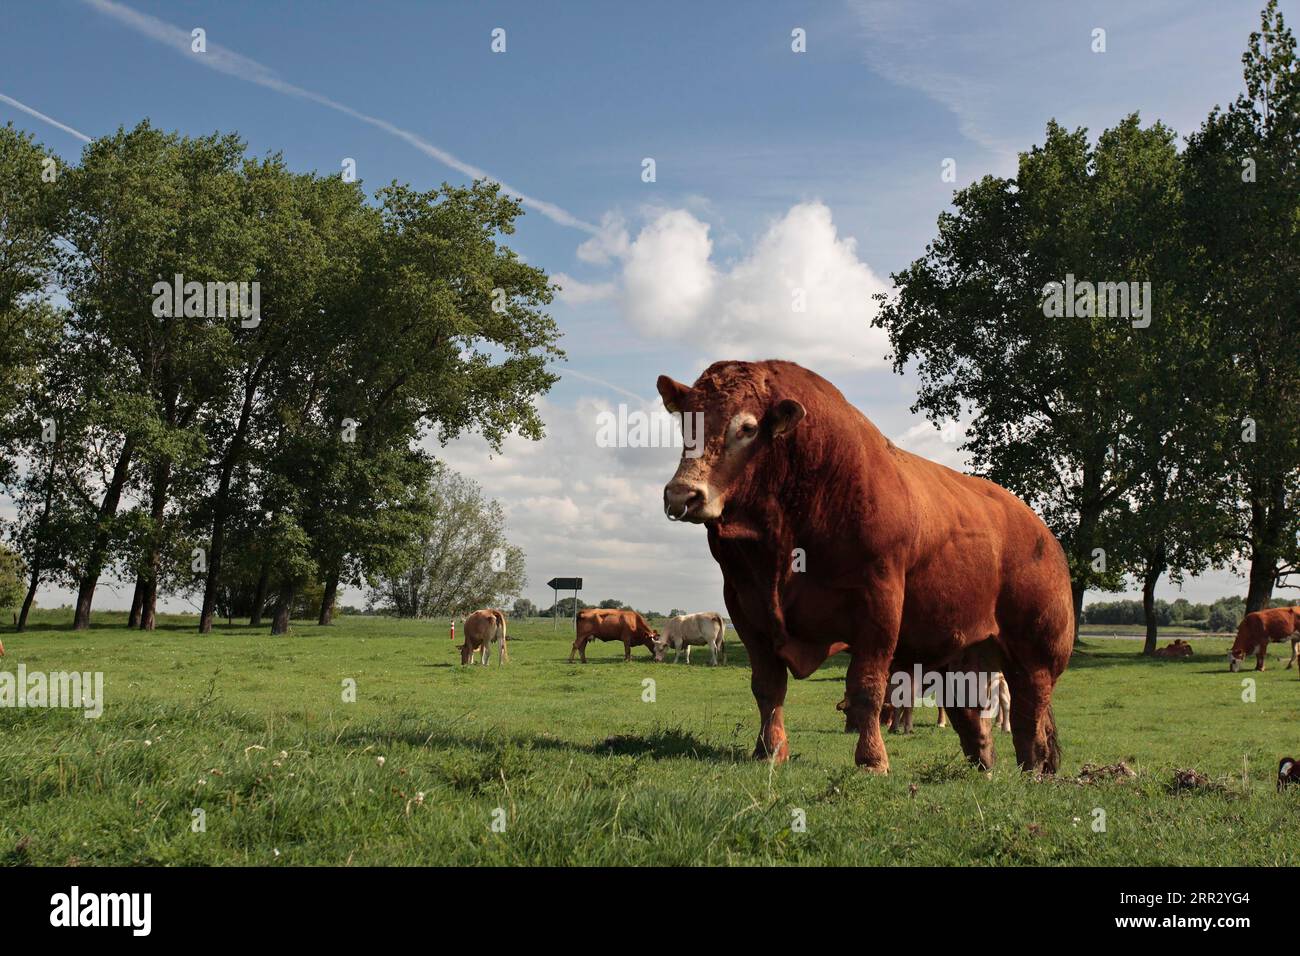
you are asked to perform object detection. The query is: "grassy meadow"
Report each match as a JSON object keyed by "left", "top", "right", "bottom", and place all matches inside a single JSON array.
[{"left": 1, "top": 610, "right": 1297, "bottom": 866}]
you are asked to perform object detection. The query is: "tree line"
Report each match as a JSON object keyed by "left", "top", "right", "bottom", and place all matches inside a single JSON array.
[
  {"left": 875, "top": 3, "right": 1299, "bottom": 653},
  {"left": 0, "top": 121, "right": 559, "bottom": 633}
]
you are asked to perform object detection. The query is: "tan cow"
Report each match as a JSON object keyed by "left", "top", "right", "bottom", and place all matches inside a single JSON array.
[
  {"left": 569, "top": 608, "right": 659, "bottom": 663},
  {"left": 658, "top": 360, "right": 1072, "bottom": 773},
  {"left": 461, "top": 609, "right": 508, "bottom": 666},
  {"left": 1228, "top": 607, "right": 1300, "bottom": 672},
  {"left": 654, "top": 612, "right": 727, "bottom": 664}
]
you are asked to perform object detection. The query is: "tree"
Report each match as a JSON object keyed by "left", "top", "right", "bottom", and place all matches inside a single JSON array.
[
  {"left": 1183, "top": 1, "right": 1300, "bottom": 613},
  {"left": 369, "top": 463, "right": 526, "bottom": 617},
  {"left": 511, "top": 597, "right": 537, "bottom": 618},
  {"left": 0, "top": 544, "right": 24, "bottom": 616},
  {"left": 875, "top": 116, "right": 1186, "bottom": 639}
]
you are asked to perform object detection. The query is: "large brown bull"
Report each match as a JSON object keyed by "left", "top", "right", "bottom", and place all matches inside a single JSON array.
[
  {"left": 1228, "top": 606, "right": 1300, "bottom": 672},
  {"left": 461, "top": 609, "right": 508, "bottom": 666},
  {"left": 569, "top": 608, "right": 659, "bottom": 663},
  {"left": 657, "top": 360, "right": 1073, "bottom": 774}
]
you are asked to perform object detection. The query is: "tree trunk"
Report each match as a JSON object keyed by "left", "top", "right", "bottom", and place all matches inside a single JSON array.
[
  {"left": 249, "top": 560, "right": 270, "bottom": 626},
  {"left": 139, "top": 459, "right": 172, "bottom": 631},
  {"left": 318, "top": 567, "right": 339, "bottom": 625},
  {"left": 128, "top": 575, "right": 146, "bottom": 628},
  {"left": 1141, "top": 568, "right": 1162, "bottom": 656},
  {"left": 1244, "top": 478, "right": 1286, "bottom": 614},
  {"left": 270, "top": 581, "right": 295, "bottom": 636},
  {"left": 199, "top": 372, "right": 261, "bottom": 634},
  {"left": 17, "top": 563, "right": 41, "bottom": 632},
  {"left": 73, "top": 436, "right": 136, "bottom": 630}
]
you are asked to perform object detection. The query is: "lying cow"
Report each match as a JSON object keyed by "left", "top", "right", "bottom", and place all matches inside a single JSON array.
[
  {"left": 1228, "top": 606, "right": 1300, "bottom": 672},
  {"left": 569, "top": 608, "right": 659, "bottom": 663},
  {"left": 1152, "top": 639, "right": 1194, "bottom": 659},
  {"left": 659, "top": 360, "right": 1072, "bottom": 773},
  {"left": 654, "top": 612, "right": 727, "bottom": 665},
  {"left": 460, "top": 609, "right": 508, "bottom": 666}
]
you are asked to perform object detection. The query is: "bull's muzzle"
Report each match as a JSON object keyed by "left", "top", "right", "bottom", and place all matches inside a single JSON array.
[{"left": 663, "top": 480, "right": 707, "bottom": 522}]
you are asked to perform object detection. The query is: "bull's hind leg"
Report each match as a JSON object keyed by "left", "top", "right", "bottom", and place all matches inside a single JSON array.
[
  {"left": 1004, "top": 667, "right": 1059, "bottom": 775},
  {"left": 1286, "top": 638, "right": 1298, "bottom": 670},
  {"left": 942, "top": 705, "right": 995, "bottom": 771}
]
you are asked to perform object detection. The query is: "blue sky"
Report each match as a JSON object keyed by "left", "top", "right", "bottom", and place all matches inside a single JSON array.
[{"left": 1, "top": 0, "right": 1286, "bottom": 614}]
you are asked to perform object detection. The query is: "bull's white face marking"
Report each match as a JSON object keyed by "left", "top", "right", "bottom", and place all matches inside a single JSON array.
[
  {"left": 1282, "top": 760, "right": 1295, "bottom": 776},
  {"left": 726, "top": 412, "right": 760, "bottom": 451}
]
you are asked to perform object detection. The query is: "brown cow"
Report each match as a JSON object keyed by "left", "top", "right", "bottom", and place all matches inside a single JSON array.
[
  {"left": 658, "top": 360, "right": 1072, "bottom": 774},
  {"left": 461, "top": 609, "right": 508, "bottom": 666},
  {"left": 1152, "top": 639, "right": 1194, "bottom": 659},
  {"left": 569, "top": 608, "right": 659, "bottom": 663},
  {"left": 1229, "top": 607, "right": 1300, "bottom": 672}
]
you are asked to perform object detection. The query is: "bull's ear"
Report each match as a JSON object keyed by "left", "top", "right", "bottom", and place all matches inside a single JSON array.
[
  {"left": 657, "top": 375, "right": 693, "bottom": 413},
  {"left": 771, "top": 398, "right": 806, "bottom": 437}
]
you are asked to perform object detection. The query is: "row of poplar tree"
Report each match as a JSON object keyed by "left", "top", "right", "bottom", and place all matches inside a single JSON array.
[{"left": 0, "top": 120, "right": 559, "bottom": 633}]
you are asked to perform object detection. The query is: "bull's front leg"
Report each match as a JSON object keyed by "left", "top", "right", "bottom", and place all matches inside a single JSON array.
[
  {"left": 1256, "top": 647, "right": 1267, "bottom": 672},
  {"left": 845, "top": 579, "right": 904, "bottom": 773},
  {"left": 1286, "top": 638, "right": 1298, "bottom": 670},
  {"left": 846, "top": 651, "right": 895, "bottom": 771},
  {"left": 749, "top": 642, "right": 790, "bottom": 763}
]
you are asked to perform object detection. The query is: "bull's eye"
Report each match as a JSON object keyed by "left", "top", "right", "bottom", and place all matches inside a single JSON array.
[{"left": 738, "top": 422, "right": 757, "bottom": 438}]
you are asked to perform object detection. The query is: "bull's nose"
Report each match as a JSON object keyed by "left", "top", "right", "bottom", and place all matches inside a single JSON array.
[{"left": 664, "top": 481, "right": 705, "bottom": 520}]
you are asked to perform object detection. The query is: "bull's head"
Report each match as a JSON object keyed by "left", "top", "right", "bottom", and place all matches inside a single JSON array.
[
  {"left": 1228, "top": 648, "right": 1246, "bottom": 672},
  {"left": 657, "top": 365, "right": 806, "bottom": 523}
]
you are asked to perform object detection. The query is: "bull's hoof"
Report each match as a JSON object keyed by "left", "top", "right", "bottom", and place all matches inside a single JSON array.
[
  {"left": 752, "top": 738, "right": 789, "bottom": 763},
  {"left": 856, "top": 761, "right": 889, "bottom": 775}
]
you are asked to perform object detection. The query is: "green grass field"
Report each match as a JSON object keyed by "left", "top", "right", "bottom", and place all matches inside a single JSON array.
[{"left": 2, "top": 611, "right": 1297, "bottom": 866}]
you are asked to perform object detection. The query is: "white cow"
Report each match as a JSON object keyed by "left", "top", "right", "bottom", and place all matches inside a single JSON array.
[{"left": 654, "top": 612, "right": 727, "bottom": 665}]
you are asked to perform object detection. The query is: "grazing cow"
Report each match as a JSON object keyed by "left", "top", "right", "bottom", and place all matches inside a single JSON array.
[
  {"left": 0, "top": 638, "right": 4, "bottom": 656},
  {"left": 461, "top": 609, "right": 508, "bottom": 666},
  {"left": 1279, "top": 757, "right": 1300, "bottom": 792},
  {"left": 658, "top": 360, "right": 1072, "bottom": 773},
  {"left": 1152, "top": 639, "right": 1194, "bottom": 659},
  {"left": 569, "top": 608, "right": 659, "bottom": 663},
  {"left": 1229, "top": 607, "right": 1300, "bottom": 672},
  {"left": 654, "top": 612, "right": 727, "bottom": 665}
]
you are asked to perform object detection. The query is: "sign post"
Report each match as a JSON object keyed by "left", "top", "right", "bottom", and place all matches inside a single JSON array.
[{"left": 546, "top": 577, "right": 583, "bottom": 632}]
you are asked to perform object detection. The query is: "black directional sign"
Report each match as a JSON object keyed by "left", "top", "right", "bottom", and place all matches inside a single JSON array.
[{"left": 547, "top": 577, "right": 582, "bottom": 591}]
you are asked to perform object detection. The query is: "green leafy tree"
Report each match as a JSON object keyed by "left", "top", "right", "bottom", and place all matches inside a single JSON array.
[
  {"left": 1182, "top": 1, "right": 1300, "bottom": 613},
  {"left": 371, "top": 463, "right": 526, "bottom": 617},
  {"left": 875, "top": 115, "right": 1184, "bottom": 638}
]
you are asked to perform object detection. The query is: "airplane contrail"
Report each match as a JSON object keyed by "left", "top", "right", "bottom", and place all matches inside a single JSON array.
[
  {"left": 0, "top": 93, "right": 91, "bottom": 142},
  {"left": 81, "top": 0, "right": 598, "bottom": 233}
]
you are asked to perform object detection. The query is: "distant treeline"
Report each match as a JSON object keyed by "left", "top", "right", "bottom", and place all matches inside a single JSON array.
[{"left": 1082, "top": 595, "right": 1295, "bottom": 632}]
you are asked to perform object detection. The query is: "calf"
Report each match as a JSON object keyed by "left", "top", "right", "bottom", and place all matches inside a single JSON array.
[
  {"left": 1152, "top": 639, "right": 1194, "bottom": 659},
  {"left": 654, "top": 612, "right": 727, "bottom": 665},
  {"left": 1228, "top": 607, "right": 1300, "bottom": 672},
  {"left": 460, "top": 609, "right": 508, "bottom": 666}
]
